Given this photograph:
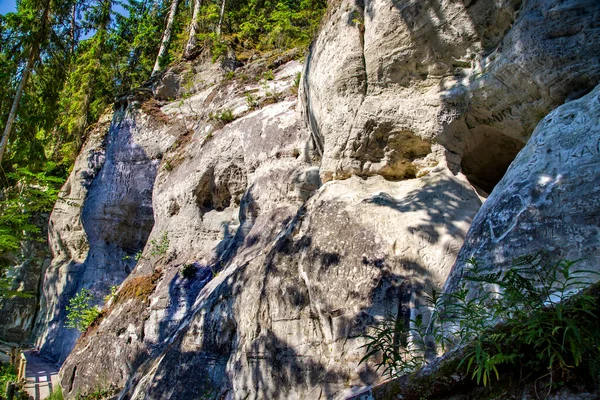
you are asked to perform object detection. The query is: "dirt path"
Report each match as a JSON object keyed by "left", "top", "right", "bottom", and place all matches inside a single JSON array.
[{"left": 22, "top": 351, "right": 60, "bottom": 400}]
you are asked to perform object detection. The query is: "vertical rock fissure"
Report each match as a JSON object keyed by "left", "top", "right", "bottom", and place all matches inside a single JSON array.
[
  {"left": 301, "top": 47, "right": 324, "bottom": 157},
  {"left": 357, "top": 0, "right": 368, "bottom": 98}
]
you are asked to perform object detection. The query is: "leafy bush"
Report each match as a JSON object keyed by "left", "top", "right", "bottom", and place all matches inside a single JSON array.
[
  {"left": 262, "top": 69, "right": 275, "bottom": 81},
  {"left": 360, "top": 315, "right": 423, "bottom": 378},
  {"left": 245, "top": 92, "right": 259, "bottom": 110},
  {"left": 66, "top": 288, "right": 101, "bottom": 332},
  {"left": 0, "top": 363, "right": 18, "bottom": 394},
  {"left": 361, "top": 255, "right": 600, "bottom": 388}
]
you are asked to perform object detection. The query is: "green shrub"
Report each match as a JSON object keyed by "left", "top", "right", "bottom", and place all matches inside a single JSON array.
[
  {"left": 223, "top": 71, "right": 236, "bottom": 81},
  {"left": 66, "top": 288, "right": 101, "bottom": 332},
  {"left": 209, "top": 109, "right": 235, "bottom": 124},
  {"left": 245, "top": 93, "right": 259, "bottom": 110},
  {"left": 103, "top": 285, "right": 118, "bottom": 303},
  {"left": 360, "top": 255, "right": 600, "bottom": 388},
  {"left": 0, "top": 363, "right": 18, "bottom": 395},
  {"left": 262, "top": 70, "right": 275, "bottom": 81}
]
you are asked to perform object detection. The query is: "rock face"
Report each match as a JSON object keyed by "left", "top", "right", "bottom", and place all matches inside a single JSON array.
[
  {"left": 0, "top": 222, "right": 50, "bottom": 343},
  {"left": 32, "top": 104, "right": 177, "bottom": 362},
  {"left": 302, "top": 0, "right": 600, "bottom": 190},
  {"left": 445, "top": 83, "right": 600, "bottom": 295},
  {"left": 57, "top": 60, "right": 482, "bottom": 396},
  {"left": 32, "top": 0, "right": 600, "bottom": 398}
]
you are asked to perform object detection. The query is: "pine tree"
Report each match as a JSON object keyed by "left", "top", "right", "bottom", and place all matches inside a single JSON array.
[
  {"left": 55, "top": 0, "right": 114, "bottom": 163},
  {"left": 0, "top": 0, "right": 52, "bottom": 166}
]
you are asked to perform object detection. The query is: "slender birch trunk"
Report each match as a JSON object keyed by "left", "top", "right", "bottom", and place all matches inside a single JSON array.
[
  {"left": 216, "top": 0, "right": 225, "bottom": 36},
  {"left": 184, "top": 0, "right": 201, "bottom": 59},
  {"left": 0, "top": 0, "right": 51, "bottom": 165},
  {"left": 152, "top": 0, "right": 180, "bottom": 75}
]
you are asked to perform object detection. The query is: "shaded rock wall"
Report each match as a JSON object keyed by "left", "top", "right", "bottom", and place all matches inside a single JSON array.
[
  {"left": 32, "top": 103, "right": 178, "bottom": 362},
  {"left": 445, "top": 82, "right": 600, "bottom": 296},
  {"left": 0, "top": 220, "right": 50, "bottom": 343}
]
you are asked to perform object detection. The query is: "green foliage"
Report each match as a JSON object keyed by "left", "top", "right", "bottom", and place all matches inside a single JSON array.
[
  {"left": 223, "top": 70, "right": 236, "bottom": 81},
  {"left": 46, "top": 385, "right": 64, "bottom": 400},
  {"left": 103, "top": 285, "right": 118, "bottom": 303},
  {"left": 124, "top": 232, "right": 169, "bottom": 263},
  {"left": 261, "top": 80, "right": 282, "bottom": 103},
  {"left": 0, "top": 363, "right": 18, "bottom": 395},
  {"left": 66, "top": 288, "right": 101, "bottom": 332},
  {"left": 229, "top": 0, "right": 325, "bottom": 52},
  {"left": 149, "top": 231, "right": 170, "bottom": 258},
  {"left": 460, "top": 256, "right": 600, "bottom": 380},
  {"left": 360, "top": 255, "right": 600, "bottom": 389},
  {"left": 262, "top": 69, "right": 275, "bottom": 81},
  {"left": 134, "top": 250, "right": 144, "bottom": 261},
  {"left": 359, "top": 315, "right": 423, "bottom": 378},
  {"left": 294, "top": 72, "right": 301, "bottom": 88},
  {"left": 245, "top": 92, "right": 259, "bottom": 110},
  {"left": 209, "top": 108, "right": 235, "bottom": 124},
  {"left": 73, "top": 383, "right": 118, "bottom": 400},
  {"left": 0, "top": 165, "right": 63, "bottom": 298}
]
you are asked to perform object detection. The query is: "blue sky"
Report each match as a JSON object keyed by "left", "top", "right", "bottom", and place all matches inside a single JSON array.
[
  {"left": 0, "top": 0, "right": 127, "bottom": 17},
  {"left": 0, "top": 0, "right": 16, "bottom": 15}
]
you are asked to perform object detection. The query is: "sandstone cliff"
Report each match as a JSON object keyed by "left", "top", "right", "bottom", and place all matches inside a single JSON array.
[{"left": 27, "top": 0, "right": 600, "bottom": 398}]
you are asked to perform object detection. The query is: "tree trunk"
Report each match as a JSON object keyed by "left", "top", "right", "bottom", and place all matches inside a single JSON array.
[
  {"left": 216, "top": 0, "right": 226, "bottom": 36},
  {"left": 70, "top": 2, "right": 77, "bottom": 55},
  {"left": 183, "top": 0, "right": 201, "bottom": 59},
  {"left": 0, "top": 0, "right": 51, "bottom": 166},
  {"left": 152, "top": 0, "right": 180, "bottom": 75}
]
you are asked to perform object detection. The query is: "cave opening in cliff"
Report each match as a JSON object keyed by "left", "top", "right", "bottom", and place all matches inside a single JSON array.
[{"left": 461, "top": 132, "right": 524, "bottom": 196}]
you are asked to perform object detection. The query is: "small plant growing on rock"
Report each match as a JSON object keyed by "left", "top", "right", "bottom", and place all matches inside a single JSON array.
[
  {"left": 103, "top": 285, "right": 118, "bottom": 303},
  {"left": 218, "top": 108, "right": 235, "bottom": 123},
  {"left": 262, "top": 69, "right": 275, "bottom": 81},
  {"left": 66, "top": 288, "right": 101, "bottom": 332},
  {"left": 291, "top": 72, "right": 301, "bottom": 95},
  {"left": 180, "top": 264, "right": 198, "bottom": 279},
  {"left": 149, "top": 231, "right": 170, "bottom": 257},
  {"left": 209, "top": 109, "right": 236, "bottom": 125},
  {"left": 245, "top": 92, "right": 259, "bottom": 110},
  {"left": 261, "top": 81, "right": 282, "bottom": 103},
  {"left": 223, "top": 71, "right": 236, "bottom": 81}
]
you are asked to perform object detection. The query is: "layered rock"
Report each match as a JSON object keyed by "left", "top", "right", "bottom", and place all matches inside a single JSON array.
[
  {"left": 35, "top": 0, "right": 600, "bottom": 398},
  {"left": 302, "top": 0, "right": 600, "bottom": 191}
]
